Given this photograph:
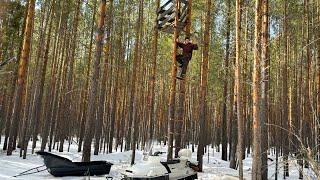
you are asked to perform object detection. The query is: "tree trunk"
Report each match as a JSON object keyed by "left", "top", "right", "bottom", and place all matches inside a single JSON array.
[
  {"left": 235, "top": 0, "right": 244, "bottom": 178},
  {"left": 78, "top": 0, "right": 97, "bottom": 153},
  {"left": 40, "top": 1, "right": 63, "bottom": 151},
  {"left": 252, "top": 0, "right": 262, "bottom": 178},
  {"left": 94, "top": 0, "right": 113, "bottom": 155},
  {"left": 197, "top": 0, "right": 212, "bottom": 172},
  {"left": 109, "top": 0, "right": 124, "bottom": 154},
  {"left": 58, "top": 0, "right": 81, "bottom": 152},
  {"left": 167, "top": 0, "right": 179, "bottom": 161},
  {"left": 261, "top": 0, "right": 269, "bottom": 179},
  {"left": 130, "top": 0, "right": 144, "bottom": 165},
  {"left": 304, "top": 0, "right": 312, "bottom": 154},
  {"left": 148, "top": 0, "right": 160, "bottom": 144},
  {"left": 281, "top": 0, "right": 289, "bottom": 177},
  {"left": 82, "top": 0, "right": 107, "bottom": 162},
  {"left": 317, "top": 0, "right": 320, "bottom": 162},
  {"left": 31, "top": 1, "right": 55, "bottom": 154},
  {"left": 229, "top": 75, "right": 236, "bottom": 168},
  {"left": 7, "top": 0, "right": 36, "bottom": 156},
  {"left": 222, "top": 0, "right": 231, "bottom": 161},
  {"left": 175, "top": 0, "right": 193, "bottom": 158},
  {"left": 22, "top": 0, "right": 48, "bottom": 156}
]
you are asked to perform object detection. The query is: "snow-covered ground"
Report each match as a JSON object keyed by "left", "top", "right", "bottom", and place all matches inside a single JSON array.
[{"left": 0, "top": 136, "right": 317, "bottom": 179}]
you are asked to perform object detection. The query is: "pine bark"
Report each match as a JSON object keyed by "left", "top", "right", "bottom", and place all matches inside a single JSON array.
[
  {"left": 109, "top": 0, "right": 124, "bottom": 154},
  {"left": 78, "top": 0, "right": 97, "bottom": 153},
  {"left": 82, "top": 0, "right": 107, "bottom": 162},
  {"left": 148, "top": 0, "right": 160, "bottom": 144},
  {"left": 221, "top": 0, "right": 231, "bottom": 161},
  {"left": 261, "top": 0, "right": 269, "bottom": 179},
  {"left": 40, "top": 9, "right": 61, "bottom": 151},
  {"left": 252, "top": 0, "right": 262, "bottom": 178},
  {"left": 94, "top": 0, "right": 113, "bottom": 155},
  {"left": 19, "top": 0, "right": 48, "bottom": 157},
  {"left": 7, "top": 0, "right": 36, "bottom": 156},
  {"left": 175, "top": 0, "right": 193, "bottom": 157},
  {"left": 281, "top": 0, "right": 289, "bottom": 177},
  {"left": 58, "top": 0, "right": 81, "bottom": 152},
  {"left": 167, "top": 0, "right": 179, "bottom": 161},
  {"left": 130, "top": 0, "right": 144, "bottom": 165},
  {"left": 235, "top": 0, "right": 244, "bottom": 178},
  {"left": 317, "top": 0, "right": 320, "bottom": 158},
  {"left": 31, "top": 1, "right": 55, "bottom": 154},
  {"left": 304, "top": 0, "right": 312, "bottom": 151},
  {"left": 197, "top": 0, "right": 211, "bottom": 172}
]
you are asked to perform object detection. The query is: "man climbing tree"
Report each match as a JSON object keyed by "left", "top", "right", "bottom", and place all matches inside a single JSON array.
[{"left": 176, "top": 37, "right": 198, "bottom": 79}]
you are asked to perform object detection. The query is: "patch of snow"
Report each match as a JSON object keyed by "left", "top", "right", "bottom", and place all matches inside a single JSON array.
[{"left": 0, "top": 136, "right": 317, "bottom": 179}]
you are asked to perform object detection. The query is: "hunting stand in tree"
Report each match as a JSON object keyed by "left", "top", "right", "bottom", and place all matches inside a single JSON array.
[{"left": 157, "top": 0, "right": 189, "bottom": 34}]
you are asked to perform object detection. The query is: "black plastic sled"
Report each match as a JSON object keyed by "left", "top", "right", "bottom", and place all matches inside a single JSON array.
[{"left": 36, "top": 151, "right": 113, "bottom": 177}]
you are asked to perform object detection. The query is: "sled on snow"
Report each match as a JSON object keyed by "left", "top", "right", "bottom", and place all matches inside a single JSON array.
[{"left": 36, "top": 151, "right": 113, "bottom": 177}]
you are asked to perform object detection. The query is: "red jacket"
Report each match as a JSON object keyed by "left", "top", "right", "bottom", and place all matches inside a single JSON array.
[{"left": 177, "top": 42, "right": 198, "bottom": 60}]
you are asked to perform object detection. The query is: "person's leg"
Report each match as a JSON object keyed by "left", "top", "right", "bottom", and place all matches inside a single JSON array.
[
  {"left": 180, "top": 58, "right": 190, "bottom": 78},
  {"left": 176, "top": 54, "right": 184, "bottom": 67}
]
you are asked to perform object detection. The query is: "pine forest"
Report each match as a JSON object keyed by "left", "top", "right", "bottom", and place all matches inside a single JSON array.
[{"left": 0, "top": 0, "right": 320, "bottom": 179}]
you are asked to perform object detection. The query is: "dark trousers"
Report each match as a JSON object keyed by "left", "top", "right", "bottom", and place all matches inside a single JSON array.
[{"left": 176, "top": 54, "right": 190, "bottom": 77}]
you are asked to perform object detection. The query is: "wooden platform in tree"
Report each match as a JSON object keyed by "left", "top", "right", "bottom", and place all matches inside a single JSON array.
[{"left": 157, "top": 0, "right": 189, "bottom": 34}]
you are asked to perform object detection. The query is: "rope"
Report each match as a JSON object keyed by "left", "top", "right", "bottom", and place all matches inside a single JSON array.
[{"left": 13, "top": 165, "right": 47, "bottom": 178}]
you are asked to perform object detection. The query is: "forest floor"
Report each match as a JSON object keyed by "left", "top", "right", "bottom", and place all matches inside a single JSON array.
[{"left": 0, "top": 137, "right": 316, "bottom": 180}]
